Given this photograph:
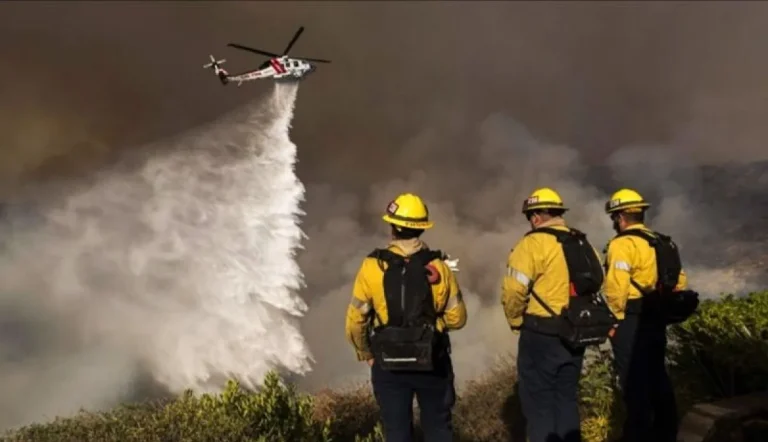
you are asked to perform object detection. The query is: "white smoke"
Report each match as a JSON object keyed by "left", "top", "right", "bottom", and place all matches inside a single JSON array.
[
  {"left": 0, "top": 83, "right": 311, "bottom": 428},
  {"left": 296, "top": 111, "right": 767, "bottom": 391}
]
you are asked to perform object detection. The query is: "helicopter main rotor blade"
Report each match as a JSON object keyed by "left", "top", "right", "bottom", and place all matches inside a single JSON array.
[
  {"left": 227, "top": 43, "right": 280, "bottom": 58},
  {"left": 282, "top": 26, "right": 304, "bottom": 55}
]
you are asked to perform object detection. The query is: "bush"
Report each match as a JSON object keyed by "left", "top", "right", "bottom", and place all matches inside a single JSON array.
[
  {"left": 313, "top": 384, "right": 380, "bottom": 441},
  {"left": 578, "top": 348, "right": 623, "bottom": 442},
  {"left": 669, "top": 291, "right": 768, "bottom": 409},
  {"left": 4, "top": 291, "right": 768, "bottom": 442},
  {"left": 452, "top": 355, "right": 524, "bottom": 442},
  {"left": 1, "top": 372, "right": 331, "bottom": 442}
]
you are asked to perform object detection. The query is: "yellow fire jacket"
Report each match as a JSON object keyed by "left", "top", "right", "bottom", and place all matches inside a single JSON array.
[
  {"left": 344, "top": 238, "right": 468, "bottom": 361},
  {"left": 603, "top": 224, "right": 688, "bottom": 320},
  {"left": 501, "top": 219, "right": 604, "bottom": 329}
]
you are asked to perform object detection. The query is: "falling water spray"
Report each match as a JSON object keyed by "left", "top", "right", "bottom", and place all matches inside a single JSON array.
[{"left": 0, "top": 83, "right": 311, "bottom": 429}]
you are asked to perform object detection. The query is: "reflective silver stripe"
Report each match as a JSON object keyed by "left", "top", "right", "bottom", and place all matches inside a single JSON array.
[
  {"left": 614, "top": 261, "right": 631, "bottom": 271},
  {"left": 350, "top": 297, "right": 371, "bottom": 315},
  {"left": 508, "top": 268, "right": 531, "bottom": 286},
  {"left": 445, "top": 290, "right": 463, "bottom": 310}
]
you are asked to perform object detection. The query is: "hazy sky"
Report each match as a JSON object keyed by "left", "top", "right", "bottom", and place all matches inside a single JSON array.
[{"left": 2, "top": 1, "right": 768, "bottom": 194}]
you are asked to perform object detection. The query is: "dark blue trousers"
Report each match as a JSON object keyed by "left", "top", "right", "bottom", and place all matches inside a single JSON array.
[
  {"left": 371, "top": 355, "right": 456, "bottom": 442},
  {"left": 517, "top": 329, "right": 586, "bottom": 442},
  {"left": 611, "top": 313, "right": 678, "bottom": 442}
]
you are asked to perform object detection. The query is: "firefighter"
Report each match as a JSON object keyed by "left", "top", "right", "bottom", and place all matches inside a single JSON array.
[
  {"left": 345, "top": 192, "right": 467, "bottom": 442},
  {"left": 502, "top": 187, "right": 604, "bottom": 442},
  {"left": 603, "top": 188, "right": 688, "bottom": 442}
]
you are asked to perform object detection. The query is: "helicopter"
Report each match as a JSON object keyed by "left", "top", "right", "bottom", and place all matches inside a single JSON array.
[{"left": 203, "top": 26, "right": 330, "bottom": 86}]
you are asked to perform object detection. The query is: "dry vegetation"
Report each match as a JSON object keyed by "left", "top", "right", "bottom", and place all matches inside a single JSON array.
[{"left": 2, "top": 291, "right": 767, "bottom": 442}]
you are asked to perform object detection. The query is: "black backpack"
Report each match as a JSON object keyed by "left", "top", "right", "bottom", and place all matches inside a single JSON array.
[
  {"left": 525, "top": 227, "right": 617, "bottom": 348},
  {"left": 616, "top": 229, "right": 699, "bottom": 324},
  {"left": 367, "top": 247, "right": 447, "bottom": 371}
]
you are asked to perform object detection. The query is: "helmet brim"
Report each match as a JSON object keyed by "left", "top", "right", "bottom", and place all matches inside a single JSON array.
[
  {"left": 382, "top": 214, "right": 434, "bottom": 229},
  {"left": 605, "top": 202, "right": 651, "bottom": 214},
  {"left": 521, "top": 203, "right": 569, "bottom": 214}
]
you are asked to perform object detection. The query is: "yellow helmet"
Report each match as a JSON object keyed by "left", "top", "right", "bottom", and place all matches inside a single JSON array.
[
  {"left": 382, "top": 193, "right": 434, "bottom": 229},
  {"left": 605, "top": 188, "right": 651, "bottom": 214},
  {"left": 521, "top": 187, "right": 569, "bottom": 213}
]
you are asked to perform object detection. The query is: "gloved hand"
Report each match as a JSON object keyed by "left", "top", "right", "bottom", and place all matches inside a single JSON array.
[{"left": 444, "top": 255, "right": 460, "bottom": 272}]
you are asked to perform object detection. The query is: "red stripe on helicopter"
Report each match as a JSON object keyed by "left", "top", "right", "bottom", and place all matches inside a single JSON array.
[{"left": 270, "top": 58, "right": 285, "bottom": 74}]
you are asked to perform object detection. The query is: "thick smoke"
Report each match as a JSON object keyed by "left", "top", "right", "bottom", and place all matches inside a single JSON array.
[
  {"left": 296, "top": 110, "right": 768, "bottom": 390},
  {"left": 2, "top": 0, "right": 768, "bottom": 427},
  {"left": 0, "top": 84, "right": 310, "bottom": 429}
]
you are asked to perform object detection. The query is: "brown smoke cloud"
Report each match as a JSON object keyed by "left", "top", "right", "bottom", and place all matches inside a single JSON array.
[
  {"left": 3, "top": 1, "right": 768, "bottom": 186},
  {"left": 1, "top": 0, "right": 768, "bottom": 421}
]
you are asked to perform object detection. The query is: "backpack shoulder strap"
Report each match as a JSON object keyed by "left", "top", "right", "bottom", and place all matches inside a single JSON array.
[
  {"left": 616, "top": 228, "right": 657, "bottom": 244},
  {"left": 368, "top": 248, "right": 405, "bottom": 272},
  {"left": 522, "top": 228, "right": 568, "bottom": 316},
  {"left": 526, "top": 226, "right": 590, "bottom": 242},
  {"left": 616, "top": 228, "right": 679, "bottom": 252},
  {"left": 525, "top": 226, "right": 570, "bottom": 241},
  {"left": 611, "top": 230, "right": 651, "bottom": 294},
  {"left": 369, "top": 247, "right": 439, "bottom": 263},
  {"left": 368, "top": 248, "right": 402, "bottom": 261},
  {"left": 410, "top": 248, "right": 444, "bottom": 264}
]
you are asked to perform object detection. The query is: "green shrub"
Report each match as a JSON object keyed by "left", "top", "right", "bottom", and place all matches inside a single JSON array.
[
  {"left": 352, "top": 423, "right": 385, "bottom": 442},
  {"left": 578, "top": 348, "right": 623, "bottom": 442},
  {"left": 669, "top": 291, "right": 768, "bottom": 408},
  {"left": 2, "top": 372, "right": 331, "bottom": 442}
]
